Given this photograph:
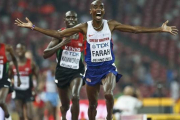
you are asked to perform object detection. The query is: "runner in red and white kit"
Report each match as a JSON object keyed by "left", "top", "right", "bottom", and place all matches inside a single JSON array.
[
  {"left": 43, "top": 11, "right": 84, "bottom": 120},
  {"left": 9, "top": 44, "right": 38, "bottom": 120},
  {"left": 0, "top": 43, "right": 21, "bottom": 120}
]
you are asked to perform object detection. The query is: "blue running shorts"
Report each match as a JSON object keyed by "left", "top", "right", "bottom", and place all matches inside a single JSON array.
[
  {"left": 45, "top": 92, "right": 59, "bottom": 107},
  {"left": 84, "top": 63, "right": 122, "bottom": 86}
]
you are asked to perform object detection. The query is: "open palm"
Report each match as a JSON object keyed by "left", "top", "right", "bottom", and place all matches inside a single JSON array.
[
  {"left": 161, "top": 20, "right": 178, "bottom": 36},
  {"left": 15, "top": 17, "right": 33, "bottom": 28}
]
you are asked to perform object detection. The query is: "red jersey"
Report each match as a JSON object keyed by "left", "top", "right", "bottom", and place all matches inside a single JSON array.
[
  {"left": 0, "top": 43, "right": 8, "bottom": 80},
  {"left": 61, "top": 28, "right": 84, "bottom": 52},
  {"left": 0, "top": 43, "right": 8, "bottom": 64},
  {"left": 13, "top": 58, "right": 33, "bottom": 90}
]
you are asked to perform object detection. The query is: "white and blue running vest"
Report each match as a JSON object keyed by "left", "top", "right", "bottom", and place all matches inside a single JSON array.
[{"left": 85, "top": 19, "right": 115, "bottom": 67}]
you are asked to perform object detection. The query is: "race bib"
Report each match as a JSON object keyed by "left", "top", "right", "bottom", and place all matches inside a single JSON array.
[
  {"left": 60, "top": 50, "right": 81, "bottom": 69},
  {"left": 90, "top": 40, "right": 112, "bottom": 62},
  {"left": 14, "top": 76, "right": 29, "bottom": 90},
  {"left": 0, "top": 64, "right": 3, "bottom": 79}
]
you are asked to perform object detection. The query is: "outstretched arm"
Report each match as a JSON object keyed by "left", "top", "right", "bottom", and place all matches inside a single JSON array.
[
  {"left": 109, "top": 20, "right": 178, "bottom": 35},
  {"left": 6, "top": 45, "right": 21, "bottom": 87},
  {"left": 15, "top": 17, "right": 86, "bottom": 39}
]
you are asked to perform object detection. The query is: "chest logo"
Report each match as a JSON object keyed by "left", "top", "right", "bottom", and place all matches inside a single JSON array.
[{"left": 89, "top": 34, "right": 94, "bottom": 37}]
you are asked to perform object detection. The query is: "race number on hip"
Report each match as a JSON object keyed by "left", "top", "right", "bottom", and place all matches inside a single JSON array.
[
  {"left": 0, "top": 64, "right": 3, "bottom": 79},
  {"left": 14, "top": 76, "right": 30, "bottom": 90},
  {"left": 90, "top": 41, "right": 112, "bottom": 62},
  {"left": 60, "top": 50, "right": 81, "bottom": 69}
]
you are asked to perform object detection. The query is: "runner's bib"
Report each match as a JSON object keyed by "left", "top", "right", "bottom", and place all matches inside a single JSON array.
[
  {"left": 0, "top": 64, "right": 3, "bottom": 79},
  {"left": 14, "top": 76, "right": 30, "bottom": 90},
  {"left": 60, "top": 50, "right": 81, "bottom": 69},
  {"left": 90, "top": 40, "right": 112, "bottom": 62}
]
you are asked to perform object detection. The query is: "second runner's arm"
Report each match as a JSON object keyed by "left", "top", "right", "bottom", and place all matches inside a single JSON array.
[
  {"left": 7, "top": 45, "right": 21, "bottom": 87},
  {"left": 43, "top": 37, "right": 71, "bottom": 59}
]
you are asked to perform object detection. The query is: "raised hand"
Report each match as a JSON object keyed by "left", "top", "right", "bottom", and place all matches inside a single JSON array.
[
  {"left": 15, "top": 17, "right": 33, "bottom": 28},
  {"left": 161, "top": 20, "right": 178, "bottom": 36}
]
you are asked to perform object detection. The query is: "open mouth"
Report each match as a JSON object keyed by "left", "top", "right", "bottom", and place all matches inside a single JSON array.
[
  {"left": 96, "top": 12, "right": 102, "bottom": 19},
  {"left": 69, "top": 22, "right": 75, "bottom": 25}
]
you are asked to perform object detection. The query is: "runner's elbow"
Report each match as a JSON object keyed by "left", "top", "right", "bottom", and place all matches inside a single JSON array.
[
  {"left": 57, "top": 32, "right": 63, "bottom": 39},
  {"left": 43, "top": 51, "right": 49, "bottom": 59}
]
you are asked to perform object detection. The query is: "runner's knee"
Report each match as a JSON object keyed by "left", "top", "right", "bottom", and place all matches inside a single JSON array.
[
  {"left": 104, "top": 94, "right": 114, "bottom": 102},
  {"left": 104, "top": 89, "right": 113, "bottom": 95},
  {"left": 89, "top": 102, "right": 97, "bottom": 110},
  {"left": 60, "top": 104, "right": 69, "bottom": 112},
  {"left": 71, "top": 95, "right": 79, "bottom": 103}
]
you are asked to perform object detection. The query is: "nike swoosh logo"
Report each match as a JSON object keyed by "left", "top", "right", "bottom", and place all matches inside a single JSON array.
[{"left": 89, "top": 34, "right": 94, "bottom": 37}]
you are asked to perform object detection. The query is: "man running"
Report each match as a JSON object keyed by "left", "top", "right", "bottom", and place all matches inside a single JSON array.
[
  {"left": 43, "top": 11, "right": 84, "bottom": 120},
  {"left": 15, "top": 0, "right": 178, "bottom": 119},
  {"left": 10, "top": 44, "right": 38, "bottom": 120},
  {"left": 0, "top": 43, "right": 21, "bottom": 120}
]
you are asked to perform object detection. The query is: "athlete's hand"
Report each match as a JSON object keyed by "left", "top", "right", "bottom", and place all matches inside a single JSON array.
[
  {"left": 17, "top": 76, "right": 21, "bottom": 87},
  {"left": 15, "top": 17, "right": 33, "bottom": 29},
  {"left": 161, "top": 20, "right": 178, "bottom": 36}
]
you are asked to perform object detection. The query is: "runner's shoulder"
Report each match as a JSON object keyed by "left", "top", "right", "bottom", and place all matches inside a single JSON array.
[{"left": 108, "top": 20, "right": 122, "bottom": 25}]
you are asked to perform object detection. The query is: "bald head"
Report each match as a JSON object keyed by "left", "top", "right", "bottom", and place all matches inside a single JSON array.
[
  {"left": 91, "top": 0, "right": 104, "bottom": 8},
  {"left": 65, "top": 11, "right": 77, "bottom": 18},
  {"left": 123, "top": 86, "right": 134, "bottom": 96}
]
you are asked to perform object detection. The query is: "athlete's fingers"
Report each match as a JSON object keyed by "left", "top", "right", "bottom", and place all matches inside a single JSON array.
[
  {"left": 172, "top": 28, "right": 178, "bottom": 31},
  {"left": 171, "top": 32, "right": 176, "bottom": 36},
  {"left": 165, "top": 20, "right": 169, "bottom": 24},
  {"left": 170, "top": 26, "right": 176, "bottom": 28},
  {"left": 26, "top": 17, "right": 30, "bottom": 22},
  {"left": 15, "top": 19, "right": 21, "bottom": 24},
  {"left": 15, "top": 20, "right": 22, "bottom": 24},
  {"left": 17, "top": 18, "right": 23, "bottom": 24},
  {"left": 14, "top": 23, "right": 20, "bottom": 25},
  {"left": 17, "top": 24, "right": 23, "bottom": 27},
  {"left": 171, "top": 31, "right": 178, "bottom": 35},
  {"left": 172, "top": 31, "right": 178, "bottom": 35}
]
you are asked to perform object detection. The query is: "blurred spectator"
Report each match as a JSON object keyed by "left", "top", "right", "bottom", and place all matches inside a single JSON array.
[
  {"left": 43, "top": 63, "right": 59, "bottom": 120},
  {"left": 170, "top": 79, "right": 179, "bottom": 101},
  {"left": 152, "top": 81, "right": 165, "bottom": 98},
  {"left": 113, "top": 86, "right": 143, "bottom": 119}
]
